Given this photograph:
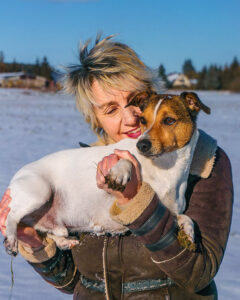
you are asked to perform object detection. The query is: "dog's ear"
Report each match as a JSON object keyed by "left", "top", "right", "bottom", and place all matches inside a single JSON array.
[
  {"left": 180, "top": 92, "right": 211, "bottom": 117},
  {"left": 125, "top": 90, "right": 155, "bottom": 112}
]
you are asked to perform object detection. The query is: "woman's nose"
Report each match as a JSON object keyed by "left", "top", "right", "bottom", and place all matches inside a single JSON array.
[{"left": 122, "top": 107, "right": 140, "bottom": 125}]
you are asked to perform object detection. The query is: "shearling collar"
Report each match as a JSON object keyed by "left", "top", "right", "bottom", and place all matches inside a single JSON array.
[
  {"left": 190, "top": 129, "right": 217, "bottom": 178},
  {"left": 92, "top": 129, "right": 218, "bottom": 180}
]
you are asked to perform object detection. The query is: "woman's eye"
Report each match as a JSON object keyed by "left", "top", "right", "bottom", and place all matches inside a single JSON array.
[
  {"left": 105, "top": 107, "right": 117, "bottom": 115},
  {"left": 139, "top": 117, "right": 147, "bottom": 125},
  {"left": 163, "top": 117, "right": 176, "bottom": 125}
]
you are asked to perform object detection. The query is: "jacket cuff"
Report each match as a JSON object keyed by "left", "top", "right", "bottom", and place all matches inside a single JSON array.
[
  {"left": 18, "top": 237, "right": 57, "bottom": 263},
  {"left": 109, "top": 182, "right": 155, "bottom": 225}
]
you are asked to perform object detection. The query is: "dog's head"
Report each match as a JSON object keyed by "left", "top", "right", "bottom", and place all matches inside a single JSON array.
[{"left": 126, "top": 91, "right": 210, "bottom": 157}]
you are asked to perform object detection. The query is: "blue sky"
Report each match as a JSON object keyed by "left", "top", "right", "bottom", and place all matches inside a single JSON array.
[{"left": 0, "top": 0, "right": 239, "bottom": 73}]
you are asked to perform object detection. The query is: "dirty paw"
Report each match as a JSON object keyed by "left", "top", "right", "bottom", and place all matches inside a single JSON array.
[
  {"left": 4, "top": 238, "right": 18, "bottom": 257},
  {"left": 104, "top": 174, "right": 126, "bottom": 192},
  {"left": 177, "top": 226, "right": 196, "bottom": 252},
  {"left": 105, "top": 159, "right": 132, "bottom": 191},
  {"left": 177, "top": 215, "right": 196, "bottom": 251}
]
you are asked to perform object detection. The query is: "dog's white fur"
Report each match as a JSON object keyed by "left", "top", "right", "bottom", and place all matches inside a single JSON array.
[{"left": 5, "top": 129, "right": 199, "bottom": 252}]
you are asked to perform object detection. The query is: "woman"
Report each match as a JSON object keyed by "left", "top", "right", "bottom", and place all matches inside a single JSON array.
[{"left": 0, "top": 35, "right": 233, "bottom": 300}]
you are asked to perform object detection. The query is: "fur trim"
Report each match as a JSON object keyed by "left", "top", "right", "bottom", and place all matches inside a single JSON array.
[
  {"left": 190, "top": 129, "right": 218, "bottom": 178},
  {"left": 18, "top": 237, "right": 56, "bottom": 263},
  {"left": 109, "top": 182, "right": 155, "bottom": 225}
]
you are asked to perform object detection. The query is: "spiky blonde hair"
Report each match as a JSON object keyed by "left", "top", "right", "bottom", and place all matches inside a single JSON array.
[{"left": 64, "top": 34, "right": 160, "bottom": 139}]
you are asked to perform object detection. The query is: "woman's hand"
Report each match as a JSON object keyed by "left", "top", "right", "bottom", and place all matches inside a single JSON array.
[
  {"left": 0, "top": 189, "right": 44, "bottom": 249},
  {"left": 96, "top": 149, "right": 142, "bottom": 205}
]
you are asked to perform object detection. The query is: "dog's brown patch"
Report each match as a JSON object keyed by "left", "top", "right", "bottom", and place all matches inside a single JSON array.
[
  {"left": 129, "top": 92, "right": 210, "bottom": 156},
  {"left": 139, "top": 95, "right": 195, "bottom": 155}
]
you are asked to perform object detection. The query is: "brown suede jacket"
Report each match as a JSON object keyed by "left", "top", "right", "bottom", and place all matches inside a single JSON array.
[{"left": 18, "top": 130, "right": 233, "bottom": 300}]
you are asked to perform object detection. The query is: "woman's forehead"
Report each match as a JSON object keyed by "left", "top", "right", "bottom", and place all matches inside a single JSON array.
[{"left": 91, "top": 80, "right": 132, "bottom": 107}]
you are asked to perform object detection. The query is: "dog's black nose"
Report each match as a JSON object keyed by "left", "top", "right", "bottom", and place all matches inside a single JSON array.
[{"left": 137, "top": 139, "right": 152, "bottom": 153}]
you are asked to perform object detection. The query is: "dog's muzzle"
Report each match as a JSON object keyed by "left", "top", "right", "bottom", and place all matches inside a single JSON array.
[{"left": 136, "top": 139, "right": 152, "bottom": 153}]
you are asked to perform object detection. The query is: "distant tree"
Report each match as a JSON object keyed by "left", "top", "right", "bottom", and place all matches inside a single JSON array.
[
  {"left": 182, "top": 59, "right": 196, "bottom": 78},
  {"left": 11, "top": 59, "right": 18, "bottom": 72},
  {"left": 230, "top": 56, "right": 239, "bottom": 70},
  {"left": 0, "top": 51, "right": 4, "bottom": 63},
  {"left": 40, "top": 56, "right": 52, "bottom": 80},
  {"left": 204, "top": 65, "right": 222, "bottom": 90},
  {"left": 34, "top": 58, "right": 41, "bottom": 75},
  {"left": 229, "top": 56, "right": 239, "bottom": 78},
  {"left": 196, "top": 66, "right": 207, "bottom": 89},
  {"left": 0, "top": 51, "right": 6, "bottom": 72},
  {"left": 228, "top": 77, "right": 240, "bottom": 92},
  {"left": 158, "top": 64, "right": 169, "bottom": 87},
  {"left": 227, "top": 57, "right": 240, "bottom": 91}
]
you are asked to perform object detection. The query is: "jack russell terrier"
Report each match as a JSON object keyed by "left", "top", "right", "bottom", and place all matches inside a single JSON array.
[{"left": 3, "top": 91, "right": 210, "bottom": 255}]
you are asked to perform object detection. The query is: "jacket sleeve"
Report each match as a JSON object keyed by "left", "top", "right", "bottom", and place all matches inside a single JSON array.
[
  {"left": 18, "top": 238, "right": 80, "bottom": 294},
  {"left": 110, "top": 147, "right": 233, "bottom": 293}
]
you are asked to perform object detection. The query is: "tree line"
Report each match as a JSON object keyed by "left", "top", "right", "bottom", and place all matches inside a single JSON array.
[
  {"left": 159, "top": 57, "right": 240, "bottom": 92},
  {"left": 0, "top": 50, "right": 239, "bottom": 91},
  {"left": 0, "top": 51, "right": 53, "bottom": 80}
]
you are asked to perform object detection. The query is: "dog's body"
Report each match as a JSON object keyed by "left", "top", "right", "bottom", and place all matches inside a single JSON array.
[{"left": 4, "top": 92, "right": 210, "bottom": 254}]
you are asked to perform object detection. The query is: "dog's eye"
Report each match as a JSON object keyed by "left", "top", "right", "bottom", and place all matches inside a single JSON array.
[
  {"left": 139, "top": 117, "right": 147, "bottom": 125},
  {"left": 163, "top": 117, "right": 176, "bottom": 125}
]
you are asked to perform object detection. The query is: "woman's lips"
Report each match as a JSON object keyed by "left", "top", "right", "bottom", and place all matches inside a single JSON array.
[{"left": 125, "top": 127, "right": 141, "bottom": 139}]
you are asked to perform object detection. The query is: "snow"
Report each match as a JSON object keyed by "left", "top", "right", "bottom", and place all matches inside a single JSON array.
[{"left": 0, "top": 88, "right": 239, "bottom": 299}]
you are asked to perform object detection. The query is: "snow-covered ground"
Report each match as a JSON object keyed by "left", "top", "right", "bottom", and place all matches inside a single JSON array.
[{"left": 0, "top": 88, "right": 239, "bottom": 299}]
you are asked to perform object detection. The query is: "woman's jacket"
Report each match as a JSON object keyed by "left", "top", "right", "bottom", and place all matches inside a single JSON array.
[{"left": 18, "top": 130, "right": 233, "bottom": 300}]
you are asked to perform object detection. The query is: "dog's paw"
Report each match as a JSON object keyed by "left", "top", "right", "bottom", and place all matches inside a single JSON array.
[
  {"left": 47, "top": 234, "right": 79, "bottom": 250},
  {"left": 105, "top": 159, "right": 132, "bottom": 191},
  {"left": 177, "top": 214, "right": 196, "bottom": 251},
  {"left": 4, "top": 237, "right": 18, "bottom": 257}
]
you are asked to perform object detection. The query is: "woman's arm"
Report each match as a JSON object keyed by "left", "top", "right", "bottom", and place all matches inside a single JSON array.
[
  {"left": 26, "top": 246, "right": 80, "bottom": 294},
  {"left": 107, "top": 147, "right": 233, "bottom": 293}
]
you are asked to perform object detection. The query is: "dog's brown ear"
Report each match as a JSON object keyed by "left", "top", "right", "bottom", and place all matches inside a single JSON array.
[
  {"left": 125, "top": 90, "right": 154, "bottom": 111},
  {"left": 180, "top": 92, "right": 211, "bottom": 116}
]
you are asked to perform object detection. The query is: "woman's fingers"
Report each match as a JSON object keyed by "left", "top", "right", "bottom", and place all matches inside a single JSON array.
[
  {"left": 102, "top": 154, "right": 119, "bottom": 175},
  {"left": 96, "top": 154, "right": 119, "bottom": 188},
  {"left": 16, "top": 224, "right": 43, "bottom": 248},
  {"left": 0, "top": 189, "right": 12, "bottom": 237},
  {"left": 0, "top": 189, "right": 11, "bottom": 210},
  {"left": 0, "top": 207, "right": 10, "bottom": 237},
  {"left": 0, "top": 189, "right": 43, "bottom": 248},
  {"left": 114, "top": 149, "right": 138, "bottom": 167}
]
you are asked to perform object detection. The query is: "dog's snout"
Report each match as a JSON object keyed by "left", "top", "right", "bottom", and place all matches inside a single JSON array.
[{"left": 137, "top": 139, "right": 152, "bottom": 153}]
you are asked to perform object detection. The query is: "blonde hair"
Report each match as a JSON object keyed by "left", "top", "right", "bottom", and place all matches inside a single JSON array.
[{"left": 64, "top": 34, "right": 160, "bottom": 139}]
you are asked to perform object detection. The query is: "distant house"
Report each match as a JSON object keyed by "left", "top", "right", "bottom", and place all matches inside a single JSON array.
[
  {"left": 0, "top": 72, "right": 24, "bottom": 86},
  {"left": 0, "top": 72, "right": 47, "bottom": 89},
  {"left": 167, "top": 73, "right": 191, "bottom": 88}
]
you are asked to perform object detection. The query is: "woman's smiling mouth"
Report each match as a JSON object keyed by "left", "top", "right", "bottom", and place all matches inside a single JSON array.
[{"left": 125, "top": 127, "right": 141, "bottom": 139}]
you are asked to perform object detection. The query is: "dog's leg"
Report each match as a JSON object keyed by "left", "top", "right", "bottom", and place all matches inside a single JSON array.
[
  {"left": 105, "top": 159, "right": 132, "bottom": 191},
  {"left": 177, "top": 214, "right": 196, "bottom": 251},
  {"left": 47, "top": 233, "right": 79, "bottom": 250},
  {"left": 5, "top": 175, "right": 52, "bottom": 256}
]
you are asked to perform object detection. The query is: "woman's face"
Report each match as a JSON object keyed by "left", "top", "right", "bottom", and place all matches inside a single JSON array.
[{"left": 92, "top": 80, "right": 142, "bottom": 142}]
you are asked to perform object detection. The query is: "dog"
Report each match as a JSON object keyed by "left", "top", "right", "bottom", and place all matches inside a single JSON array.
[{"left": 3, "top": 91, "right": 210, "bottom": 255}]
